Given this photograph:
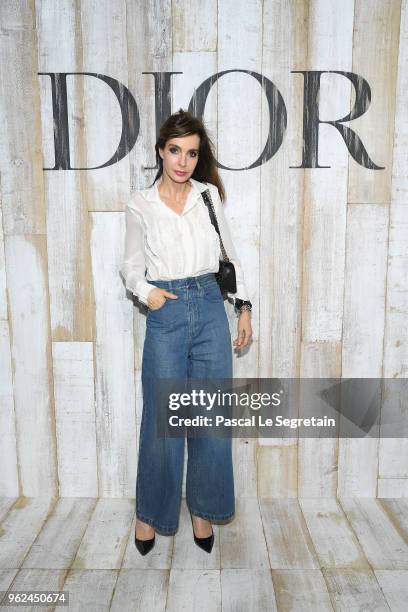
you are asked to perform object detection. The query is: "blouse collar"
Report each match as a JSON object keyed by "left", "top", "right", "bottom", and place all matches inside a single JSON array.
[{"left": 143, "top": 177, "right": 209, "bottom": 216}]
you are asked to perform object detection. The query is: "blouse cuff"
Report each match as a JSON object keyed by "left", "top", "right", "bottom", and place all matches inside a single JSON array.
[
  {"left": 226, "top": 264, "right": 251, "bottom": 302},
  {"left": 126, "top": 273, "right": 156, "bottom": 306}
]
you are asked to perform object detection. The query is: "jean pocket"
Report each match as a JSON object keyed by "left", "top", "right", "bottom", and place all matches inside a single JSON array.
[
  {"left": 204, "top": 282, "right": 223, "bottom": 302},
  {"left": 148, "top": 298, "right": 168, "bottom": 313}
]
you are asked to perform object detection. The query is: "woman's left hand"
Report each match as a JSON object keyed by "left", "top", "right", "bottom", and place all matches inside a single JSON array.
[{"left": 233, "top": 310, "right": 253, "bottom": 350}]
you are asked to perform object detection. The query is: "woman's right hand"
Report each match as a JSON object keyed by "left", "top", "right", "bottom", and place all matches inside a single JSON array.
[{"left": 147, "top": 287, "right": 178, "bottom": 310}]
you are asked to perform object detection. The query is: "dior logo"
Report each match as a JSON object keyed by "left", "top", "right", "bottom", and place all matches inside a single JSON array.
[{"left": 38, "top": 70, "right": 384, "bottom": 172}]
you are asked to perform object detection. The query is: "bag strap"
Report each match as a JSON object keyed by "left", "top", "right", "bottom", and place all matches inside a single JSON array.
[{"left": 201, "top": 189, "right": 230, "bottom": 262}]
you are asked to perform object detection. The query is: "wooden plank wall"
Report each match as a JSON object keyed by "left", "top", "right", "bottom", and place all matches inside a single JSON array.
[{"left": 0, "top": 0, "right": 406, "bottom": 498}]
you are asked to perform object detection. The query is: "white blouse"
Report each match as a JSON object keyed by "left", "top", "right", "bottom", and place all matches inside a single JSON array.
[{"left": 120, "top": 176, "right": 250, "bottom": 306}]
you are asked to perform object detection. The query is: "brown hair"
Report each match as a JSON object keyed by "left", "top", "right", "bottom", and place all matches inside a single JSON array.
[{"left": 150, "top": 109, "right": 226, "bottom": 202}]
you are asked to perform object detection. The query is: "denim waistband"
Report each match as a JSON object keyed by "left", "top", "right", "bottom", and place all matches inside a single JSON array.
[{"left": 148, "top": 272, "right": 217, "bottom": 290}]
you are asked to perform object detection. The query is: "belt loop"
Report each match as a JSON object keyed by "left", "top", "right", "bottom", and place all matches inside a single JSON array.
[
  {"left": 195, "top": 276, "right": 201, "bottom": 289},
  {"left": 169, "top": 279, "right": 173, "bottom": 291}
]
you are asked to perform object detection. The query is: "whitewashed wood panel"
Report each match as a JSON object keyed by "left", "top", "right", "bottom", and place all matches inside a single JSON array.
[
  {"left": 349, "top": 0, "right": 401, "bottom": 205},
  {"left": 110, "top": 568, "right": 168, "bottom": 612},
  {"left": 91, "top": 212, "right": 137, "bottom": 496},
  {"left": 302, "top": 0, "right": 353, "bottom": 344},
  {"left": 258, "top": 443, "right": 298, "bottom": 498},
  {"left": 378, "top": 478, "right": 408, "bottom": 498},
  {"left": 257, "top": 0, "right": 307, "bottom": 496},
  {"left": 344, "top": 0, "right": 402, "bottom": 498},
  {"left": 355, "top": 0, "right": 407, "bottom": 498},
  {"left": 52, "top": 342, "right": 98, "bottom": 496},
  {"left": 380, "top": 3, "right": 408, "bottom": 497},
  {"left": 298, "top": 436, "right": 339, "bottom": 499},
  {"left": 298, "top": 344, "right": 340, "bottom": 497},
  {"left": 391, "top": 0, "right": 408, "bottom": 205},
  {"left": 379, "top": 203, "right": 408, "bottom": 493},
  {"left": 375, "top": 570, "right": 408, "bottom": 611},
  {"left": 218, "top": 497, "right": 270, "bottom": 569},
  {"left": 222, "top": 569, "right": 277, "bottom": 612},
  {"left": 323, "top": 568, "right": 391, "bottom": 611},
  {"left": 0, "top": 497, "right": 55, "bottom": 569},
  {"left": 259, "top": 0, "right": 307, "bottom": 380},
  {"left": 378, "top": 498, "right": 408, "bottom": 542},
  {"left": 72, "top": 498, "right": 134, "bottom": 569},
  {"left": 299, "top": 498, "right": 369, "bottom": 569},
  {"left": 61, "top": 569, "right": 118, "bottom": 612},
  {"left": 339, "top": 204, "right": 388, "bottom": 497},
  {"left": 0, "top": 1, "right": 45, "bottom": 236},
  {"left": 125, "top": 0, "right": 172, "bottom": 194},
  {"left": 272, "top": 569, "right": 332, "bottom": 611},
  {"left": 0, "top": 568, "right": 18, "bottom": 591},
  {"left": 173, "top": 0, "right": 217, "bottom": 53},
  {"left": 165, "top": 569, "right": 220, "bottom": 612},
  {"left": 297, "top": 0, "right": 354, "bottom": 502},
  {"left": 0, "top": 498, "right": 17, "bottom": 524},
  {"left": 339, "top": 498, "right": 408, "bottom": 569},
  {"left": 80, "top": 0, "right": 130, "bottom": 211},
  {"left": 0, "top": 321, "right": 19, "bottom": 497},
  {"left": 36, "top": 0, "right": 94, "bottom": 342},
  {"left": 259, "top": 498, "right": 319, "bottom": 569},
  {"left": 0, "top": 2, "right": 57, "bottom": 497},
  {"left": 22, "top": 497, "right": 97, "bottom": 569},
  {"left": 0, "top": 198, "right": 7, "bottom": 320},
  {"left": 233, "top": 437, "right": 258, "bottom": 498},
  {"left": 5, "top": 236, "right": 58, "bottom": 496},
  {"left": 379, "top": 438, "right": 408, "bottom": 482},
  {"left": 339, "top": 435, "right": 380, "bottom": 499}
]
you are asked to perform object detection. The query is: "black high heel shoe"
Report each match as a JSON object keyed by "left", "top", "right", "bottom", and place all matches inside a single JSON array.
[
  {"left": 135, "top": 534, "right": 155, "bottom": 556},
  {"left": 134, "top": 526, "right": 156, "bottom": 556},
  {"left": 190, "top": 514, "right": 214, "bottom": 553}
]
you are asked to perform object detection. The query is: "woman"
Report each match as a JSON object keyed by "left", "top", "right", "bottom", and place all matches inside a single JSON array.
[{"left": 120, "top": 109, "right": 253, "bottom": 556}]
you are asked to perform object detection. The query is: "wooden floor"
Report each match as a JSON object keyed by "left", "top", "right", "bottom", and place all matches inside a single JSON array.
[{"left": 0, "top": 496, "right": 407, "bottom": 611}]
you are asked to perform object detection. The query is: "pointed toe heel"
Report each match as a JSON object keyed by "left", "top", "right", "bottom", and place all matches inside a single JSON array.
[
  {"left": 193, "top": 531, "right": 214, "bottom": 553},
  {"left": 134, "top": 534, "right": 155, "bottom": 556},
  {"left": 190, "top": 513, "right": 214, "bottom": 553}
]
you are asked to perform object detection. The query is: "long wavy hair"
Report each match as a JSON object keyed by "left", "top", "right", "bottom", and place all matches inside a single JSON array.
[{"left": 150, "top": 109, "right": 226, "bottom": 202}]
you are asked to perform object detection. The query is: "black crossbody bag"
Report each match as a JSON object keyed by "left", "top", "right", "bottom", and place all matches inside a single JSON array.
[{"left": 201, "top": 189, "right": 237, "bottom": 295}]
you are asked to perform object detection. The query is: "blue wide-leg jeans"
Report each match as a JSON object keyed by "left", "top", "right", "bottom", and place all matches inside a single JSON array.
[{"left": 136, "top": 272, "right": 234, "bottom": 534}]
